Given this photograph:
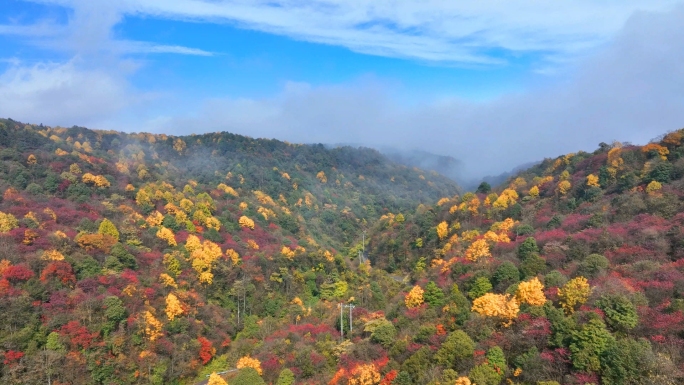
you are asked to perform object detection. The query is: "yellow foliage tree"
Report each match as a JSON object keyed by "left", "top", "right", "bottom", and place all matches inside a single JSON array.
[
  {"left": 607, "top": 146, "right": 624, "bottom": 178},
  {"left": 207, "top": 373, "right": 228, "bottom": 385},
  {"left": 436, "top": 221, "right": 448, "bottom": 241},
  {"left": 317, "top": 171, "right": 327, "bottom": 183},
  {"left": 165, "top": 293, "right": 184, "bottom": 321},
  {"left": 185, "top": 234, "right": 202, "bottom": 253},
  {"left": 82, "top": 173, "right": 111, "bottom": 188},
  {"left": 226, "top": 249, "right": 240, "bottom": 265},
  {"left": 348, "top": 364, "right": 381, "bottom": 385},
  {"left": 236, "top": 356, "right": 263, "bottom": 375},
  {"left": 493, "top": 189, "right": 519, "bottom": 209},
  {"left": 558, "top": 276, "right": 591, "bottom": 314},
  {"left": 205, "top": 216, "right": 221, "bottom": 231},
  {"left": 42, "top": 250, "right": 65, "bottom": 261},
  {"left": 239, "top": 215, "right": 255, "bottom": 229},
  {"left": 179, "top": 198, "right": 194, "bottom": 212},
  {"left": 27, "top": 154, "right": 37, "bottom": 165},
  {"left": 471, "top": 293, "right": 520, "bottom": 326},
  {"left": 490, "top": 218, "right": 515, "bottom": 234},
  {"left": 461, "top": 230, "right": 480, "bottom": 242},
  {"left": 190, "top": 239, "right": 223, "bottom": 285},
  {"left": 217, "top": 183, "right": 239, "bottom": 197},
  {"left": 173, "top": 138, "right": 186, "bottom": 154},
  {"left": 556, "top": 180, "right": 571, "bottom": 195},
  {"left": 516, "top": 278, "right": 547, "bottom": 306},
  {"left": 69, "top": 163, "right": 82, "bottom": 175},
  {"left": 405, "top": 285, "right": 424, "bottom": 309},
  {"left": 257, "top": 207, "right": 276, "bottom": 221},
  {"left": 136, "top": 189, "right": 151, "bottom": 207},
  {"left": 465, "top": 239, "right": 491, "bottom": 261},
  {"left": 586, "top": 174, "right": 600, "bottom": 187},
  {"left": 529, "top": 185, "right": 540, "bottom": 198},
  {"left": 646, "top": 180, "right": 662, "bottom": 194},
  {"left": 141, "top": 311, "right": 163, "bottom": 341},
  {"left": 98, "top": 218, "right": 120, "bottom": 241},
  {"left": 0, "top": 212, "right": 19, "bottom": 232},
  {"left": 43, "top": 207, "right": 57, "bottom": 221},
  {"left": 467, "top": 197, "right": 480, "bottom": 215},
  {"left": 156, "top": 227, "right": 177, "bottom": 247},
  {"left": 454, "top": 377, "right": 472, "bottom": 385},
  {"left": 159, "top": 273, "right": 178, "bottom": 288},
  {"left": 281, "top": 246, "right": 296, "bottom": 260}
]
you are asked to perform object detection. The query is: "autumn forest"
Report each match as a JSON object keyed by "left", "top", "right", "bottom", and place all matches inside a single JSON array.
[{"left": 1, "top": 118, "right": 684, "bottom": 385}]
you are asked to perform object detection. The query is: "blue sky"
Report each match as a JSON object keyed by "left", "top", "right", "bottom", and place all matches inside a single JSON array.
[{"left": 2, "top": 0, "right": 684, "bottom": 177}]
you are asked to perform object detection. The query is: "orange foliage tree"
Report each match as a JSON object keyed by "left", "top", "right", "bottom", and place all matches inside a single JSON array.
[
  {"left": 77, "top": 234, "right": 117, "bottom": 253},
  {"left": 642, "top": 143, "right": 669, "bottom": 160}
]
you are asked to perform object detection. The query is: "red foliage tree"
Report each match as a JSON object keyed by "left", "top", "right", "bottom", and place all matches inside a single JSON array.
[
  {"left": 3, "top": 350, "right": 24, "bottom": 366},
  {"left": 3, "top": 264, "right": 35, "bottom": 282},
  {"left": 40, "top": 261, "right": 76, "bottom": 286},
  {"left": 59, "top": 321, "right": 96, "bottom": 350},
  {"left": 198, "top": 337, "right": 215, "bottom": 365}
]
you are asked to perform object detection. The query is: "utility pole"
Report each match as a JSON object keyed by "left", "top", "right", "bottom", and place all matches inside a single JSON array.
[
  {"left": 339, "top": 303, "right": 356, "bottom": 340},
  {"left": 339, "top": 303, "right": 344, "bottom": 341},
  {"left": 358, "top": 230, "right": 367, "bottom": 264},
  {"left": 362, "top": 231, "right": 366, "bottom": 258},
  {"left": 348, "top": 304, "right": 356, "bottom": 334}
]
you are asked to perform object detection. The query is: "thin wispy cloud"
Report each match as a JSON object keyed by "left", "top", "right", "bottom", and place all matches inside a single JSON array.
[
  {"left": 115, "top": 0, "right": 681, "bottom": 63},
  {"left": 7, "top": 0, "right": 682, "bottom": 63}
]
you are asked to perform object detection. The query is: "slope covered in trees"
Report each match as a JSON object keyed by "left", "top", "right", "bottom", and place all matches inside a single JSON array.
[
  {"left": 363, "top": 132, "right": 684, "bottom": 384},
  {"left": 1, "top": 117, "right": 684, "bottom": 385},
  {"left": 0, "top": 118, "right": 459, "bottom": 384}
]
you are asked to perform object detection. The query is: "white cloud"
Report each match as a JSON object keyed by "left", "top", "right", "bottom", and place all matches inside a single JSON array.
[
  {"left": 0, "top": 59, "right": 142, "bottom": 126},
  {"left": 24, "top": 0, "right": 681, "bottom": 63}
]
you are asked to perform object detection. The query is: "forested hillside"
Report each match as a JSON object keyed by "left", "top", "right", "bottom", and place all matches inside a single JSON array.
[
  {"left": 365, "top": 133, "right": 684, "bottom": 384},
  {"left": 1, "top": 118, "right": 684, "bottom": 385}
]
